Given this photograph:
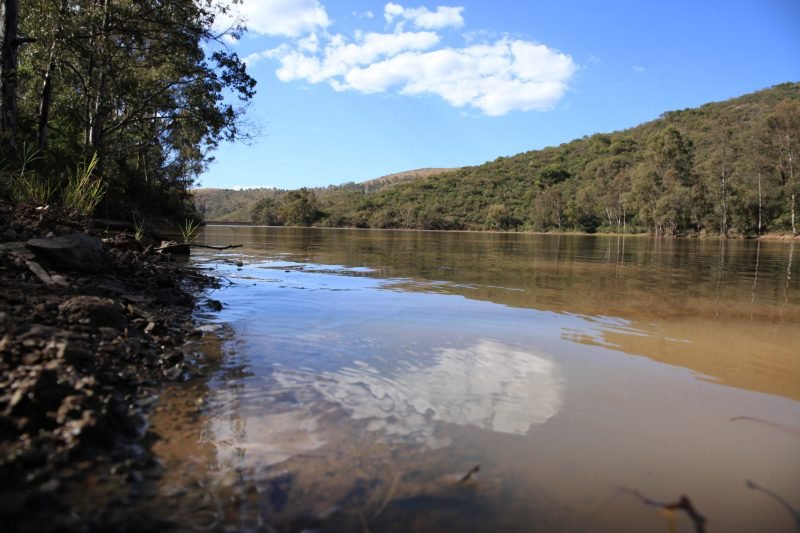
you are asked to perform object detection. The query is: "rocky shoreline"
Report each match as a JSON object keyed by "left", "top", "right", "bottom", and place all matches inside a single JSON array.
[{"left": 0, "top": 202, "right": 218, "bottom": 531}]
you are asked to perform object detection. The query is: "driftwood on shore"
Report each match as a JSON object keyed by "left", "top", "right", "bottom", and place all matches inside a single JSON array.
[{"left": 156, "top": 242, "right": 243, "bottom": 255}]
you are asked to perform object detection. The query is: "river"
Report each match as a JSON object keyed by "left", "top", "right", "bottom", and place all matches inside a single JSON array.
[{"left": 149, "top": 227, "right": 799, "bottom": 532}]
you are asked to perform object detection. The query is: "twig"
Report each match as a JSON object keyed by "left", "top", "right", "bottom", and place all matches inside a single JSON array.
[
  {"left": 730, "top": 416, "right": 800, "bottom": 437},
  {"left": 357, "top": 508, "right": 371, "bottom": 533},
  {"left": 456, "top": 465, "right": 481, "bottom": 484},
  {"left": 372, "top": 472, "right": 402, "bottom": 521},
  {"left": 746, "top": 479, "right": 800, "bottom": 531},
  {"left": 188, "top": 243, "right": 243, "bottom": 250},
  {"left": 617, "top": 487, "right": 707, "bottom": 533}
]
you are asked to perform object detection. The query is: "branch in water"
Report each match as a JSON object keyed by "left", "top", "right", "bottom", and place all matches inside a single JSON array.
[
  {"left": 730, "top": 416, "right": 800, "bottom": 437},
  {"left": 456, "top": 465, "right": 480, "bottom": 484},
  {"left": 746, "top": 479, "right": 800, "bottom": 531},
  {"left": 617, "top": 487, "right": 707, "bottom": 533},
  {"left": 188, "top": 243, "right": 243, "bottom": 250}
]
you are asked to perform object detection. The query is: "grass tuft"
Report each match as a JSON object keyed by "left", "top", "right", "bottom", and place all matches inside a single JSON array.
[
  {"left": 179, "top": 218, "right": 200, "bottom": 243},
  {"left": 63, "top": 153, "right": 105, "bottom": 216}
]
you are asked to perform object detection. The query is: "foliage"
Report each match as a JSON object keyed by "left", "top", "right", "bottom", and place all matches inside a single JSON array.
[
  {"left": 3, "top": 144, "right": 51, "bottom": 205},
  {"left": 250, "top": 196, "right": 283, "bottom": 226},
  {"left": 1, "top": 0, "right": 256, "bottom": 220},
  {"left": 133, "top": 216, "right": 145, "bottom": 241},
  {"left": 280, "top": 188, "right": 322, "bottom": 226},
  {"left": 9, "top": 172, "right": 58, "bottom": 206},
  {"left": 194, "top": 187, "right": 283, "bottom": 221}
]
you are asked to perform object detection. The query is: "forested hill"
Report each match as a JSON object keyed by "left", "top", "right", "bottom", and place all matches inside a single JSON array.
[{"left": 243, "top": 82, "right": 798, "bottom": 237}]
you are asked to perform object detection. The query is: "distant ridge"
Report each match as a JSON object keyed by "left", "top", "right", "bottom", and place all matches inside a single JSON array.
[
  {"left": 361, "top": 168, "right": 455, "bottom": 192},
  {"left": 192, "top": 168, "right": 456, "bottom": 221}
]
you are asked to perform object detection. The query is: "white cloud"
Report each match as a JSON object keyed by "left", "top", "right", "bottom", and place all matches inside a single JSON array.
[
  {"left": 247, "top": 1, "right": 575, "bottom": 116},
  {"left": 633, "top": 65, "right": 646, "bottom": 72},
  {"left": 384, "top": 2, "right": 465, "bottom": 30},
  {"left": 275, "top": 30, "right": 441, "bottom": 83},
  {"left": 273, "top": 35, "right": 575, "bottom": 115},
  {"left": 218, "top": 0, "right": 331, "bottom": 38},
  {"left": 297, "top": 32, "right": 320, "bottom": 53}
]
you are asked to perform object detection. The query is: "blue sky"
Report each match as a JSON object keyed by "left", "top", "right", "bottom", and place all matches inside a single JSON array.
[{"left": 199, "top": 0, "right": 800, "bottom": 190}]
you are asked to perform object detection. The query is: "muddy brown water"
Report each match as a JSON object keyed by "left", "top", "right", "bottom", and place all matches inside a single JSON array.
[{"left": 150, "top": 227, "right": 799, "bottom": 532}]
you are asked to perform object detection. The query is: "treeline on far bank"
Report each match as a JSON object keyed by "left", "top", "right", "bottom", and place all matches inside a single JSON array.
[{"left": 243, "top": 83, "right": 799, "bottom": 237}]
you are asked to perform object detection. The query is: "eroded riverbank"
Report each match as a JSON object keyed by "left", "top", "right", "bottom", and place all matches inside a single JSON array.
[{"left": 0, "top": 202, "right": 219, "bottom": 531}]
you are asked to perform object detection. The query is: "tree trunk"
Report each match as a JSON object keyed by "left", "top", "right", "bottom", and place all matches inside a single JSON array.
[
  {"left": 1, "top": 0, "right": 19, "bottom": 147},
  {"left": 37, "top": 45, "right": 56, "bottom": 150},
  {"left": 791, "top": 151, "right": 796, "bottom": 236},
  {"left": 757, "top": 169, "right": 762, "bottom": 236},
  {"left": 720, "top": 173, "right": 728, "bottom": 237},
  {"left": 37, "top": 0, "right": 68, "bottom": 151},
  {"left": 88, "top": 0, "right": 109, "bottom": 151}
]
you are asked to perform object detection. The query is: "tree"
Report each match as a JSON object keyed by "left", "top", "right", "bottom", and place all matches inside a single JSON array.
[
  {"left": 280, "top": 188, "right": 321, "bottom": 226},
  {"left": 1, "top": 0, "right": 20, "bottom": 148},
  {"left": 768, "top": 100, "right": 800, "bottom": 235},
  {"left": 11, "top": 0, "right": 256, "bottom": 216},
  {"left": 733, "top": 116, "right": 778, "bottom": 236},
  {"left": 704, "top": 120, "right": 737, "bottom": 236},
  {"left": 485, "top": 203, "right": 511, "bottom": 230},
  {"left": 250, "top": 196, "right": 282, "bottom": 226},
  {"left": 632, "top": 127, "right": 695, "bottom": 235}
]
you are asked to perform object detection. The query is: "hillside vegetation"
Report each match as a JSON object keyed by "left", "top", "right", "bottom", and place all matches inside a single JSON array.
[{"left": 213, "top": 83, "right": 799, "bottom": 237}]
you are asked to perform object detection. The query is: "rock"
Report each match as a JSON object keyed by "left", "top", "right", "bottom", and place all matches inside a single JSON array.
[
  {"left": 162, "top": 364, "right": 183, "bottom": 380},
  {"left": 26, "top": 232, "right": 110, "bottom": 273},
  {"left": 61, "top": 341, "right": 93, "bottom": 365},
  {"left": 207, "top": 299, "right": 223, "bottom": 311},
  {"left": 59, "top": 296, "right": 128, "bottom": 330},
  {"left": 2, "top": 228, "right": 16, "bottom": 241}
]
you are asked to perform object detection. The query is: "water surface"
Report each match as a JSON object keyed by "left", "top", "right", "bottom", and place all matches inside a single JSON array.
[{"left": 153, "top": 228, "right": 799, "bottom": 532}]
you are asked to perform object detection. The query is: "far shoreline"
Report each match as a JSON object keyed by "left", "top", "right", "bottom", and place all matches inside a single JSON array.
[{"left": 201, "top": 221, "right": 800, "bottom": 241}]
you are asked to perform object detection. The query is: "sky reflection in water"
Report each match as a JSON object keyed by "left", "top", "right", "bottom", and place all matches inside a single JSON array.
[{"left": 172, "top": 228, "right": 800, "bottom": 532}]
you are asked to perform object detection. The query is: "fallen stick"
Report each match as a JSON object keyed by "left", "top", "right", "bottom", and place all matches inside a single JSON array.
[
  {"left": 746, "top": 479, "right": 800, "bottom": 530},
  {"left": 155, "top": 243, "right": 242, "bottom": 255},
  {"left": 616, "top": 488, "right": 707, "bottom": 533},
  {"left": 10, "top": 251, "right": 69, "bottom": 287},
  {"left": 188, "top": 243, "right": 243, "bottom": 250}
]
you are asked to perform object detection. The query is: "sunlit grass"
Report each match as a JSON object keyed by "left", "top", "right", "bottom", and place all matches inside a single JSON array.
[
  {"left": 63, "top": 153, "right": 105, "bottom": 216},
  {"left": 180, "top": 218, "right": 200, "bottom": 243}
]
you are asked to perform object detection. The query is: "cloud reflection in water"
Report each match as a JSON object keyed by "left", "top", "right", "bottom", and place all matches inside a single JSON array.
[{"left": 276, "top": 339, "right": 564, "bottom": 448}]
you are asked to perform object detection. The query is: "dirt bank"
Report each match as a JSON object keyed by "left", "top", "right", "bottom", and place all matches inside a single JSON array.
[{"left": 0, "top": 202, "right": 218, "bottom": 532}]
